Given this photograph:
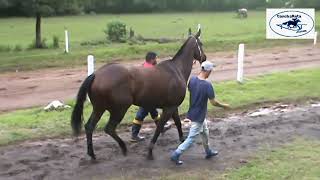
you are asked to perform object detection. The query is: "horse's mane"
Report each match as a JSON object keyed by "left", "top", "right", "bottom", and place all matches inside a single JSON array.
[{"left": 172, "top": 36, "right": 193, "bottom": 60}]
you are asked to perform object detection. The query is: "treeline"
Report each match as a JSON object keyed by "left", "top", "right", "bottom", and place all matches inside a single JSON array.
[
  {"left": 0, "top": 0, "right": 319, "bottom": 17},
  {"left": 0, "top": 0, "right": 85, "bottom": 17},
  {"left": 85, "top": 0, "right": 268, "bottom": 13}
]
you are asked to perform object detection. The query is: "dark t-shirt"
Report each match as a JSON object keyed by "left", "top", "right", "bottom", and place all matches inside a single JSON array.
[{"left": 187, "top": 76, "right": 215, "bottom": 123}]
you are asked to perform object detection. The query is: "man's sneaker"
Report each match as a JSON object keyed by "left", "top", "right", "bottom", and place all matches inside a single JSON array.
[
  {"left": 162, "top": 123, "right": 171, "bottom": 133},
  {"left": 130, "top": 135, "right": 145, "bottom": 142},
  {"left": 205, "top": 149, "right": 219, "bottom": 159},
  {"left": 170, "top": 151, "right": 183, "bottom": 165}
]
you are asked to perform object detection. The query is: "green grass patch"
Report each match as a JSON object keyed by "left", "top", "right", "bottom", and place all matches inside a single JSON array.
[
  {"left": 0, "top": 68, "right": 319, "bottom": 145},
  {"left": 154, "top": 139, "right": 320, "bottom": 180},
  {"left": 0, "top": 11, "right": 319, "bottom": 72},
  {"left": 223, "top": 139, "right": 320, "bottom": 180}
]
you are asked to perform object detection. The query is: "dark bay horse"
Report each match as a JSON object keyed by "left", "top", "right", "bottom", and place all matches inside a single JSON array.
[{"left": 71, "top": 29, "right": 206, "bottom": 160}]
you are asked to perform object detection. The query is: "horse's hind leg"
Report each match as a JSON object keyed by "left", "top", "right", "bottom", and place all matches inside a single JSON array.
[
  {"left": 172, "top": 108, "right": 184, "bottom": 142},
  {"left": 104, "top": 107, "right": 129, "bottom": 156},
  {"left": 85, "top": 108, "right": 104, "bottom": 160},
  {"left": 147, "top": 107, "right": 176, "bottom": 160}
]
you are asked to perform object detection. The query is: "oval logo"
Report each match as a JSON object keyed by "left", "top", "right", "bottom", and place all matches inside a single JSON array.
[{"left": 269, "top": 10, "right": 315, "bottom": 38}]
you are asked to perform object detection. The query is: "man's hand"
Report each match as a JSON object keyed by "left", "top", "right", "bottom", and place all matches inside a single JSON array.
[{"left": 210, "top": 99, "right": 231, "bottom": 110}]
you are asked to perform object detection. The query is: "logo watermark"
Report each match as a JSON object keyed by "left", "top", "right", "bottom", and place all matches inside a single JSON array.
[{"left": 266, "top": 9, "right": 315, "bottom": 39}]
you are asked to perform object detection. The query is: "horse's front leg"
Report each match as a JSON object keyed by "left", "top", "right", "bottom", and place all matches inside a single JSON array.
[
  {"left": 147, "top": 107, "right": 175, "bottom": 160},
  {"left": 172, "top": 108, "right": 184, "bottom": 142}
]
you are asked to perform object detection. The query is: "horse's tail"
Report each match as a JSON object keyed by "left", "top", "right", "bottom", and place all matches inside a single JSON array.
[{"left": 71, "top": 74, "right": 95, "bottom": 136}]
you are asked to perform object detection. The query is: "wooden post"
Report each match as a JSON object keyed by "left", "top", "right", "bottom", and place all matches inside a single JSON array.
[{"left": 314, "top": 32, "right": 318, "bottom": 45}]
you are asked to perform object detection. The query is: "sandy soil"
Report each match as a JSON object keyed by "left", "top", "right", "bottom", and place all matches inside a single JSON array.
[
  {"left": 0, "top": 45, "right": 320, "bottom": 113},
  {"left": 0, "top": 102, "right": 319, "bottom": 180}
]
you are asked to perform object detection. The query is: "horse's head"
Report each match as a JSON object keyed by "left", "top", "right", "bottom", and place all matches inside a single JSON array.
[{"left": 193, "top": 28, "right": 207, "bottom": 64}]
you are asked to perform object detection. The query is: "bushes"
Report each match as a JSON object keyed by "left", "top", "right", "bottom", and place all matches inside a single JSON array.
[
  {"left": 28, "top": 36, "right": 60, "bottom": 49},
  {"left": 28, "top": 38, "right": 48, "bottom": 49},
  {"left": 0, "top": 36, "right": 58, "bottom": 52},
  {"left": 105, "top": 21, "right": 127, "bottom": 42},
  {"left": 52, "top": 35, "right": 59, "bottom": 48},
  {"left": 80, "top": 40, "right": 108, "bottom": 46},
  {"left": 14, "top": 45, "right": 22, "bottom": 52},
  {"left": 0, "top": 45, "right": 22, "bottom": 52},
  {"left": 0, "top": 45, "right": 11, "bottom": 52}
]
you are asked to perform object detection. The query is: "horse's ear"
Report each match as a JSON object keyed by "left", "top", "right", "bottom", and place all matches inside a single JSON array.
[{"left": 195, "top": 28, "right": 201, "bottom": 38}]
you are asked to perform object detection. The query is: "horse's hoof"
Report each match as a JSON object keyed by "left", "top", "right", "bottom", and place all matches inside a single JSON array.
[
  {"left": 122, "top": 150, "right": 127, "bottom": 156},
  {"left": 147, "top": 154, "right": 154, "bottom": 160},
  {"left": 180, "top": 136, "right": 186, "bottom": 143},
  {"left": 147, "top": 152, "right": 154, "bottom": 160},
  {"left": 73, "top": 137, "right": 79, "bottom": 143},
  {"left": 88, "top": 153, "right": 96, "bottom": 160}
]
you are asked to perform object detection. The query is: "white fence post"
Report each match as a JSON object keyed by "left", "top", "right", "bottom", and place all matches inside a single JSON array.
[
  {"left": 314, "top": 32, "right": 318, "bottom": 45},
  {"left": 237, "top": 43, "right": 244, "bottom": 83},
  {"left": 87, "top": 55, "right": 94, "bottom": 76},
  {"left": 65, "top": 29, "right": 69, "bottom": 53},
  {"left": 87, "top": 55, "right": 95, "bottom": 102}
]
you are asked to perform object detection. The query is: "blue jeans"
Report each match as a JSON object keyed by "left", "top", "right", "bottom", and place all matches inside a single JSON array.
[
  {"left": 175, "top": 119, "right": 210, "bottom": 154},
  {"left": 135, "top": 107, "right": 158, "bottom": 121}
]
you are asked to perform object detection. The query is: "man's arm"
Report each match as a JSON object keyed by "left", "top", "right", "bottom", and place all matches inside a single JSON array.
[{"left": 210, "top": 98, "right": 231, "bottom": 109}]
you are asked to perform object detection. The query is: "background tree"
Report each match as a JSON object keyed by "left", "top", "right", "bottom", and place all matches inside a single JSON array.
[{"left": 5, "top": 0, "right": 85, "bottom": 48}]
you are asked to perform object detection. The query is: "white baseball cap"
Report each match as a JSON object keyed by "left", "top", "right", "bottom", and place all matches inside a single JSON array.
[{"left": 201, "top": 61, "right": 215, "bottom": 71}]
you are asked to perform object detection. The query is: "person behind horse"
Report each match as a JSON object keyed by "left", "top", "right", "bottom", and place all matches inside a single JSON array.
[
  {"left": 171, "top": 61, "right": 230, "bottom": 165},
  {"left": 131, "top": 52, "right": 170, "bottom": 142}
]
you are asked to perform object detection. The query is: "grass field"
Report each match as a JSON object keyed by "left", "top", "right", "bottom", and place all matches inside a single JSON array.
[
  {"left": 0, "top": 11, "right": 319, "bottom": 72},
  {"left": 0, "top": 68, "right": 319, "bottom": 146}
]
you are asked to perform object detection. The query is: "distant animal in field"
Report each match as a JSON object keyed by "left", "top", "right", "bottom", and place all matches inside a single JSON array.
[{"left": 237, "top": 8, "right": 248, "bottom": 18}]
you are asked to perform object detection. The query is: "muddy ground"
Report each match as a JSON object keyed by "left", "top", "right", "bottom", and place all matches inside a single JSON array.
[
  {"left": 1, "top": 45, "right": 320, "bottom": 112},
  {"left": 0, "top": 102, "right": 319, "bottom": 180}
]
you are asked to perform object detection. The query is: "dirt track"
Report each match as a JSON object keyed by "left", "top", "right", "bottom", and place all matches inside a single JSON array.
[
  {"left": 0, "top": 45, "right": 320, "bottom": 113},
  {"left": 0, "top": 103, "right": 319, "bottom": 180}
]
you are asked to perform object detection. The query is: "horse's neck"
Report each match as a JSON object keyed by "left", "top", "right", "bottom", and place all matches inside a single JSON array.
[{"left": 173, "top": 39, "right": 195, "bottom": 82}]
